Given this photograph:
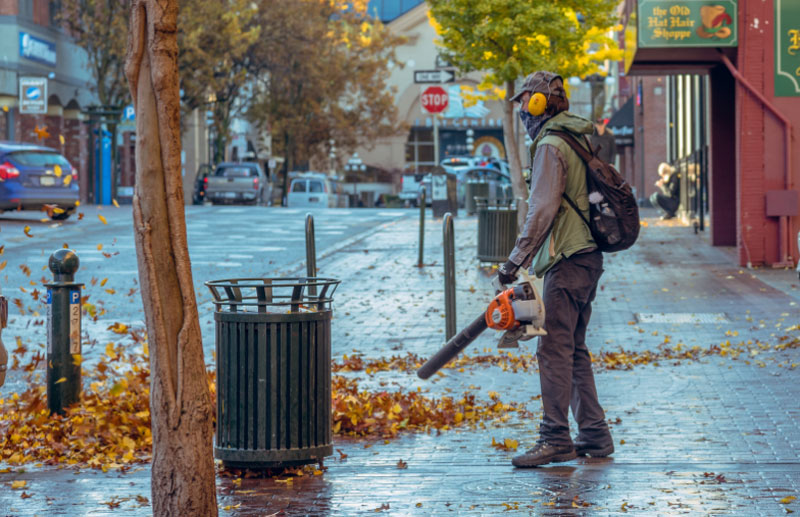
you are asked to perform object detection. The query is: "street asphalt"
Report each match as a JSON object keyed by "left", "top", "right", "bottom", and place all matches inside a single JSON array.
[{"left": 1, "top": 205, "right": 799, "bottom": 516}]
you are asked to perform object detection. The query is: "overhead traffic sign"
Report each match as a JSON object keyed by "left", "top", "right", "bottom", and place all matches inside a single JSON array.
[{"left": 414, "top": 69, "right": 455, "bottom": 84}]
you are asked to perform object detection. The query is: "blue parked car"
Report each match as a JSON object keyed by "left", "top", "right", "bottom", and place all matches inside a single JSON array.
[{"left": 0, "top": 142, "right": 79, "bottom": 220}]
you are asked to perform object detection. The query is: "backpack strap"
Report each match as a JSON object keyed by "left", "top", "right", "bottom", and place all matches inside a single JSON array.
[
  {"left": 547, "top": 130, "right": 594, "bottom": 165},
  {"left": 546, "top": 130, "right": 593, "bottom": 227},
  {"left": 561, "top": 190, "right": 591, "bottom": 227}
]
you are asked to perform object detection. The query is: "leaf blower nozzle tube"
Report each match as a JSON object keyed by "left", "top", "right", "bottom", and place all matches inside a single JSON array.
[{"left": 417, "top": 314, "right": 489, "bottom": 379}]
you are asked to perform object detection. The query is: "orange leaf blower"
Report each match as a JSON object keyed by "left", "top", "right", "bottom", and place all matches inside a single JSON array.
[{"left": 417, "top": 271, "right": 546, "bottom": 379}]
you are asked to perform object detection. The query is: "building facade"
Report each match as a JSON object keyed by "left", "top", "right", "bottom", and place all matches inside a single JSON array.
[
  {"left": 0, "top": 0, "right": 95, "bottom": 194},
  {"left": 357, "top": 2, "right": 523, "bottom": 177},
  {"left": 624, "top": 0, "right": 799, "bottom": 268}
]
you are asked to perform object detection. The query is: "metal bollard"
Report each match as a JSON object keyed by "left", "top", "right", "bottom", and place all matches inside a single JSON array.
[
  {"left": 45, "top": 249, "right": 83, "bottom": 414},
  {"left": 306, "top": 213, "right": 317, "bottom": 297},
  {"left": 443, "top": 213, "right": 456, "bottom": 340},
  {"left": 418, "top": 187, "right": 426, "bottom": 268},
  {"left": 0, "top": 294, "right": 7, "bottom": 387}
]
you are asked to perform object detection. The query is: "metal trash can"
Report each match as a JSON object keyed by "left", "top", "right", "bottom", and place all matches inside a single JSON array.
[
  {"left": 360, "top": 191, "right": 376, "bottom": 208},
  {"left": 206, "top": 277, "right": 340, "bottom": 468},
  {"left": 465, "top": 181, "right": 489, "bottom": 215},
  {"left": 476, "top": 198, "right": 518, "bottom": 263}
]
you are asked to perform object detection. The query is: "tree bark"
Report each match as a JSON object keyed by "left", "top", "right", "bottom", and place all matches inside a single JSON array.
[
  {"left": 502, "top": 80, "right": 528, "bottom": 228},
  {"left": 125, "top": 1, "right": 217, "bottom": 515}
]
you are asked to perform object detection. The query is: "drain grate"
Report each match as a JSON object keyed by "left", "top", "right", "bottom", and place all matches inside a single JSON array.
[{"left": 635, "top": 312, "right": 730, "bottom": 324}]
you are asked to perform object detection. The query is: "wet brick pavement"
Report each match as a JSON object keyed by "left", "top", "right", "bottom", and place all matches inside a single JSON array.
[{"left": 2, "top": 208, "right": 799, "bottom": 516}]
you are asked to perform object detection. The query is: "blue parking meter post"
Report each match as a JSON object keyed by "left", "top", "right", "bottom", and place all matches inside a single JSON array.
[
  {"left": 93, "top": 129, "right": 112, "bottom": 205},
  {"left": 45, "top": 249, "right": 83, "bottom": 415}
]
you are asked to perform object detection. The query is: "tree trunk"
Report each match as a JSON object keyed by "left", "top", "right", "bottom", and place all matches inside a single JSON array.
[
  {"left": 502, "top": 80, "right": 528, "bottom": 228},
  {"left": 125, "top": 1, "right": 218, "bottom": 515}
]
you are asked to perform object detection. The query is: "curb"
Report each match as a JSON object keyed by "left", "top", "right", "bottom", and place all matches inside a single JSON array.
[{"left": 283, "top": 213, "right": 413, "bottom": 277}]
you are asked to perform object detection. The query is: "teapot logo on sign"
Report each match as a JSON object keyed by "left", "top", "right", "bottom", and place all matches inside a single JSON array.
[
  {"left": 640, "top": 1, "right": 737, "bottom": 47},
  {"left": 696, "top": 5, "right": 733, "bottom": 39}
]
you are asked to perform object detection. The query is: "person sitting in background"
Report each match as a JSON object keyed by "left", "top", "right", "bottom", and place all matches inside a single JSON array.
[{"left": 650, "top": 162, "right": 680, "bottom": 220}]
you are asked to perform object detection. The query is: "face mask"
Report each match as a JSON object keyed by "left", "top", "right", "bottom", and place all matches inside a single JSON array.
[{"left": 519, "top": 108, "right": 552, "bottom": 141}]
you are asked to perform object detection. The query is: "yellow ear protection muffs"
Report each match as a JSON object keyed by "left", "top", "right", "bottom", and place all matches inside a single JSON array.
[{"left": 528, "top": 92, "right": 547, "bottom": 116}]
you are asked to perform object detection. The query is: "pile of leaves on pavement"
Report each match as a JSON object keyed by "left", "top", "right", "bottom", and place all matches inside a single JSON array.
[
  {"left": 332, "top": 330, "right": 800, "bottom": 375},
  {"left": 0, "top": 337, "right": 523, "bottom": 470}
]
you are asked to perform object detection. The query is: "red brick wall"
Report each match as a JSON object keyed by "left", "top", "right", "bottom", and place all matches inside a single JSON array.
[
  {"left": 0, "top": 109, "right": 9, "bottom": 139},
  {"left": 736, "top": 0, "right": 797, "bottom": 266},
  {"left": 15, "top": 112, "right": 45, "bottom": 143},
  {"left": 632, "top": 76, "right": 668, "bottom": 202},
  {"left": 765, "top": 2, "right": 800, "bottom": 266},
  {"left": 63, "top": 117, "right": 88, "bottom": 202},
  {"left": 32, "top": 0, "right": 49, "bottom": 25},
  {"left": 43, "top": 114, "right": 63, "bottom": 150},
  {"left": 0, "top": 0, "right": 18, "bottom": 16}
]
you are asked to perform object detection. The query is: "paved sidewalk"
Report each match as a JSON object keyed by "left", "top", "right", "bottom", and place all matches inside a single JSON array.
[{"left": 2, "top": 208, "right": 799, "bottom": 516}]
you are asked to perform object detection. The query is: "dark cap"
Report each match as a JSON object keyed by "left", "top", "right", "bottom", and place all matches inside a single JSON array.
[{"left": 510, "top": 71, "right": 566, "bottom": 103}]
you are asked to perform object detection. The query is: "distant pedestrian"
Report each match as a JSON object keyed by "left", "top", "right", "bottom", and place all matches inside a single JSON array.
[
  {"left": 590, "top": 117, "right": 617, "bottom": 165},
  {"left": 496, "top": 70, "right": 614, "bottom": 467},
  {"left": 650, "top": 162, "right": 680, "bottom": 220}
]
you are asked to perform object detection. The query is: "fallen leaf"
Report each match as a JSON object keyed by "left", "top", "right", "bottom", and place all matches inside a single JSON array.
[
  {"left": 396, "top": 459, "right": 408, "bottom": 469},
  {"left": 98, "top": 214, "right": 108, "bottom": 224},
  {"left": 23, "top": 226, "right": 33, "bottom": 238},
  {"left": 11, "top": 480, "right": 26, "bottom": 489},
  {"left": 55, "top": 377, "right": 67, "bottom": 384},
  {"left": 781, "top": 496, "right": 797, "bottom": 504}
]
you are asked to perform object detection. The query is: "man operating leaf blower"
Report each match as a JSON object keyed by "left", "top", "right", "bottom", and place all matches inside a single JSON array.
[{"left": 496, "top": 71, "right": 615, "bottom": 467}]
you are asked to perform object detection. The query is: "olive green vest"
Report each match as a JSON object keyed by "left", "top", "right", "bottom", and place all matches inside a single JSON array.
[{"left": 528, "top": 113, "right": 596, "bottom": 277}]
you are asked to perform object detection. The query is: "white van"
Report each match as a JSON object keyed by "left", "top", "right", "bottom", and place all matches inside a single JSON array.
[{"left": 287, "top": 173, "right": 334, "bottom": 208}]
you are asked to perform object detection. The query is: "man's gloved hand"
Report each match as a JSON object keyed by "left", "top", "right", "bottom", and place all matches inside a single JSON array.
[{"left": 497, "top": 260, "right": 519, "bottom": 286}]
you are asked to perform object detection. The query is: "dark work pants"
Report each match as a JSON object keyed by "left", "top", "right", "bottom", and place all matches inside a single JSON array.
[
  {"left": 650, "top": 191, "right": 678, "bottom": 217},
  {"left": 536, "top": 250, "right": 611, "bottom": 447}
]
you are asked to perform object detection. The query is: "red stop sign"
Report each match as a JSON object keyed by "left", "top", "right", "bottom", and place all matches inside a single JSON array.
[{"left": 421, "top": 86, "right": 449, "bottom": 113}]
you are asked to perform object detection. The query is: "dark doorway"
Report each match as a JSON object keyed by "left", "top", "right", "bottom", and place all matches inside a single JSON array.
[{"left": 708, "top": 66, "right": 737, "bottom": 246}]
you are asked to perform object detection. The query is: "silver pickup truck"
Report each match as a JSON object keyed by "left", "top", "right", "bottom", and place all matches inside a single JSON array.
[{"left": 205, "top": 162, "right": 271, "bottom": 205}]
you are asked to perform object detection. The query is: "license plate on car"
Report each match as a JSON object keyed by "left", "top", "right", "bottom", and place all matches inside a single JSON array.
[
  {"left": 309, "top": 197, "right": 319, "bottom": 202},
  {"left": 223, "top": 192, "right": 237, "bottom": 198},
  {"left": 39, "top": 176, "right": 55, "bottom": 186}
]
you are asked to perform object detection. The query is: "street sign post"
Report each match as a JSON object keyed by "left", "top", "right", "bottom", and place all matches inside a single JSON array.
[
  {"left": 19, "top": 77, "right": 47, "bottom": 114},
  {"left": 414, "top": 69, "right": 455, "bottom": 84},
  {"left": 421, "top": 85, "right": 449, "bottom": 166}
]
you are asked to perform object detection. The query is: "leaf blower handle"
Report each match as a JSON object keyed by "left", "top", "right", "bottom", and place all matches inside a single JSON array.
[{"left": 417, "top": 314, "right": 489, "bottom": 379}]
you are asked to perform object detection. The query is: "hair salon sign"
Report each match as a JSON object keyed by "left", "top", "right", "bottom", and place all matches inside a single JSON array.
[
  {"left": 776, "top": 0, "right": 800, "bottom": 96},
  {"left": 637, "top": 0, "right": 737, "bottom": 48}
]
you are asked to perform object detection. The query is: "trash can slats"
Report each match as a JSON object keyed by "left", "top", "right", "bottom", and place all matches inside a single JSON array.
[
  {"left": 207, "top": 278, "right": 339, "bottom": 468},
  {"left": 477, "top": 199, "right": 519, "bottom": 263}
]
